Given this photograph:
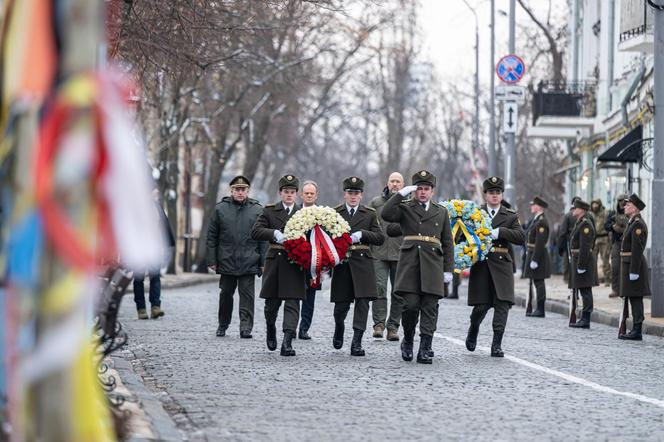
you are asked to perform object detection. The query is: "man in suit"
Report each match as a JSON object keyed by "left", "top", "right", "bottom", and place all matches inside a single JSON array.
[
  {"left": 297, "top": 180, "right": 322, "bottom": 340},
  {"left": 524, "top": 196, "right": 551, "bottom": 318},
  {"left": 331, "top": 177, "right": 385, "bottom": 356},
  {"left": 568, "top": 199, "right": 599, "bottom": 329},
  {"left": 465, "top": 177, "right": 525, "bottom": 357},
  {"left": 251, "top": 175, "right": 306, "bottom": 356}
]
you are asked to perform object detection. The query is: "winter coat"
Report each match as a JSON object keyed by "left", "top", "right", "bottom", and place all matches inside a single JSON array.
[{"left": 368, "top": 187, "right": 403, "bottom": 262}]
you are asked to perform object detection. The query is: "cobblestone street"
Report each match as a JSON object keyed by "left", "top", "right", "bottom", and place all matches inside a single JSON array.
[{"left": 116, "top": 280, "right": 664, "bottom": 441}]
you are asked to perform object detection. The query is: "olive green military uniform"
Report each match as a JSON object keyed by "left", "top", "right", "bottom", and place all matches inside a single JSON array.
[
  {"left": 591, "top": 199, "right": 611, "bottom": 283},
  {"left": 606, "top": 195, "right": 628, "bottom": 296},
  {"left": 524, "top": 196, "right": 551, "bottom": 317},
  {"left": 568, "top": 199, "right": 598, "bottom": 328}
]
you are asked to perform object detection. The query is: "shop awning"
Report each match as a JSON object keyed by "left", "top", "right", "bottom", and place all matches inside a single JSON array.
[{"left": 597, "top": 125, "right": 643, "bottom": 163}]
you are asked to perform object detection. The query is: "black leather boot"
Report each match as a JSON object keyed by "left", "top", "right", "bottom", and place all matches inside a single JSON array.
[
  {"left": 530, "top": 306, "right": 545, "bottom": 317},
  {"left": 491, "top": 331, "right": 504, "bottom": 357},
  {"left": 216, "top": 325, "right": 227, "bottom": 337},
  {"left": 465, "top": 322, "right": 480, "bottom": 352},
  {"left": 417, "top": 335, "right": 433, "bottom": 364},
  {"left": 350, "top": 329, "right": 365, "bottom": 356},
  {"left": 266, "top": 322, "right": 277, "bottom": 351},
  {"left": 333, "top": 321, "right": 344, "bottom": 349},
  {"left": 619, "top": 323, "right": 643, "bottom": 341},
  {"left": 448, "top": 284, "right": 459, "bottom": 299},
  {"left": 401, "top": 328, "right": 415, "bottom": 361},
  {"left": 280, "top": 330, "right": 296, "bottom": 356},
  {"left": 569, "top": 311, "right": 591, "bottom": 329}
]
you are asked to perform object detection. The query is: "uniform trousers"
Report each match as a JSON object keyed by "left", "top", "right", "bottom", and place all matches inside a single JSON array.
[
  {"left": 334, "top": 299, "right": 370, "bottom": 331},
  {"left": 630, "top": 297, "right": 645, "bottom": 325},
  {"left": 401, "top": 293, "right": 439, "bottom": 337},
  {"left": 264, "top": 298, "right": 300, "bottom": 332},
  {"left": 470, "top": 276, "right": 511, "bottom": 334},
  {"left": 218, "top": 274, "right": 255, "bottom": 332}
]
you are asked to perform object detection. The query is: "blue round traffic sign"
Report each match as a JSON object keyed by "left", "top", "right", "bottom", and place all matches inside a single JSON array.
[{"left": 496, "top": 54, "right": 526, "bottom": 84}]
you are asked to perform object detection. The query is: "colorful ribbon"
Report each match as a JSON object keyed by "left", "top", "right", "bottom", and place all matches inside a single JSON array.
[
  {"left": 309, "top": 225, "right": 340, "bottom": 287},
  {"left": 451, "top": 218, "right": 482, "bottom": 265}
]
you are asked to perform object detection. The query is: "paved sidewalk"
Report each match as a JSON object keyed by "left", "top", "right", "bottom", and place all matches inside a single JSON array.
[
  {"left": 514, "top": 274, "right": 664, "bottom": 337},
  {"left": 126, "top": 272, "right": 219, "bottom": 293}
]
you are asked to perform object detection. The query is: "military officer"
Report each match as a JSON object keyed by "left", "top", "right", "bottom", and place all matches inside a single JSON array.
[
  {"left": 605, "top": 194, "right": 628, "bottom": 298},
  {"left": 619, "top": 193, "right": 651, "bottom": 341},
  {"left": 331, "top": 177, "right": 385, "bottom": 356},
  {"left": 568, "top": 199, "right": 599, "bottom": 329},
  {"left": 381, "top": 170, "right": 454, "bottom": 364},
  {"left": 251, "top": 174, "right": 306, "bottom": 356},
  {"left": 465, "top": 177, "right": 525, "bottom": 357},
  {"left": 524, "top": 196, "right": 551, "bottom": 318}
]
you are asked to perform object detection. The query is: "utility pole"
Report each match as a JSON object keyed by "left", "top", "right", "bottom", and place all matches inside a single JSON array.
[
  {"left": 489, "top": 0, "right": 497, "bottom": 176},
  {"left": 504, "top": 0, "right": 516, "bottom": 205},
  {"left": 650, "top": 0, "right": 664, "bottom": 317},
  {"left": 462, "top": 0, "right": 482, "bottom": 198}
]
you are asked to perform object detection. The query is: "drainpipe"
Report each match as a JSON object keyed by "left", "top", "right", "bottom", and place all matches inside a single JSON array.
[{"left": 607, "top": 0, "right": 616, "bottom": 112}]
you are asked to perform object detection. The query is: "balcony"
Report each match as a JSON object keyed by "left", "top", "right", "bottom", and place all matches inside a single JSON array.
[{"left": 618, "top": 0, "right": 653, "bottom": 53}]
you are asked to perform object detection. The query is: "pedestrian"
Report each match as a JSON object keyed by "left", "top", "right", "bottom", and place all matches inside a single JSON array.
[
  {"left": 524, "top": 196, "right": 551, "bottom": 318},
  {"left": 331, "top": 177, "right": 385, "bottom": 356},
  {"left": 367, "top": 172, "right": 404, "bottom": 341},
  {"left": 557, "top": 196, "right": 580, "bottom": 285},
  {"left": 297, "top": 180, "right": 321, "bottom": 340},
  {"left": 590, "top": 199, "right": 611, "bottom": 284},
  {"left": 251, "top": 174, "right": 306, "bottom": 356},
  {"left": 133, "top": 188, "right": 175, "bottom": 320},
  {"left": 206, "top": 175, "right": 267, "bottom": 338},
  {"left": 618, "top": 193, "right": 651, "bottom": 341},
  {"left": 605, "top": 194, "right": 628, "bottom": 298},
  {"left": 381, "top": 170, "right": 454, "bottom": 364},
  {"left": 465, "top": 177, "right": 525, "bottom": 357},
  {"left": 568, "top": 199, "right": 598, "bottom": 329}
]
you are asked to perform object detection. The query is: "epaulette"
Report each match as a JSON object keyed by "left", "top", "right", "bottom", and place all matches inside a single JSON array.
[
  {"left": 247, "top": 198, "right": 261, "bottom": 205},
  {"left": 265, "top": 204, "right": 276, "bottom": 208},
  {"left": 334, "top": 203, "right": 344, "bottom": 210},
  {"left": 431, "top": 200, "right": 443, "bottom": 208},
  {"left": 505, "top": 208, "right": 516, "bottom": 214}
]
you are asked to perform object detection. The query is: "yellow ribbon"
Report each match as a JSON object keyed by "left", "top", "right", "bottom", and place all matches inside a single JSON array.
[{"left": 451, "top": 218, "right": 479, "bottom": 265}]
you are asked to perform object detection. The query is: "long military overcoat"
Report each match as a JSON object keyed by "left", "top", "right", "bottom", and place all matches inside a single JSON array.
[
  {"left": 251, "top": 202, "right": 306, "bottom": 300},
  {"left": 467, "top": 205, "right": 525, "bottom": 305},
  {"left": 523, "top": 212, "right": 551, "bottom": 280},
  {"left": 381, "top": 194, "right": 454, "bottom": 298},
  {"left": 330, "top": 205, "right": 385, "bottom": 303},
  {"left": 568, "top": 216, "right": 599, "bottom": 289},
  {"left": 620, "top": 215, "right": 652, "bottom": 298}
]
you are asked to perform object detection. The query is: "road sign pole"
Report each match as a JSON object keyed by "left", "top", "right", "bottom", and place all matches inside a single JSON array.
[{"left": 504, "top": 0, "right": 517, "bottom": 206}]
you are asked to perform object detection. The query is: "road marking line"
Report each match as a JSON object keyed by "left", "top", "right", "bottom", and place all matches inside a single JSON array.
[{"left": 435, "top": 333, "right": 664, "bottom": 409}]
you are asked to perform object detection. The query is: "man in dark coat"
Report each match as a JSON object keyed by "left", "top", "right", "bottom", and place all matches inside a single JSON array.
[
  {"left": 465, "top": 177, "right": 525, "bottom": 357},
  {"left": 251, "top": 174, "right": 306, "bottom": 356},
  {"left": 381, "top": 170, "right": 454, "bottom": 364},
  {"left": 207, "top": 175, "right": 267, "bottom": 338},
  {"left": 605, "top": 194, "right": 628, "bottom": 297},
  {"left": 557, "top": 196, "right": 580, "bottom": 284},
  {"left": 619, "top": 194, "right": 651, "bottom": 341},
  {"left": 568, "top": 199, "right": 599, "bottom": 329},
  {"left": 297, "top": 180, "right": 321, "bottom": 340},
  {"left": 524, "top": 196, "right": 551, "bottom": 318}
]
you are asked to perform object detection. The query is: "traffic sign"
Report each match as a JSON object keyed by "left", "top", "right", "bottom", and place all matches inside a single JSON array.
[
  {"left": 495, "top": 85, "right": 526, "bottom": 102},
  {"left": 496, "top": 55, "right": 526, "bottom": 84},
  {"left": 503, "top": 102, "right": 518, "bottom": 133}
]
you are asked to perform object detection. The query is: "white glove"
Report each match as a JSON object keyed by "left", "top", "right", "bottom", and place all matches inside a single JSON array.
[
  {"left": 491, "top": 228, "right": 499, "bottom": 239},
  {"left": 398, "top": 185, "right": 418, "bottom": 196},
  {"left": 350, "top": 231, "right": 362, "bottom": 244},
  {"left": 443, "top": 272, "right": 453, "bottom": 284},
  {"left": 273, "top": 230, "right": 285, "bottom": 244},
  {"left": 577, "top": 268, "right": 586, "bottom": 274},
  {"left": 529, "top": 261, "right": 538, "bottom": 270},
  {"left": 629, "top": 273, "right": 639, "bottom": 281}
]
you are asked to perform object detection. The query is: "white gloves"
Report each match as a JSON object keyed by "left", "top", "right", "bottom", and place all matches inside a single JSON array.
[
  {"left": 274, "top": 230, "right": 285, "bottom": 244},
  {"left": 350, "top": 231, "right": 363, "bottom": 244},
  {"left": 629, "top": 273, "right": 639, "bottom": 281},
  {"left": 443, "top": 272, "right": 453, "bottom": 284},
  {"left": 398, "top": 185, "right": 418, "bottom": 197},
  {"left": 529, "top": 261, "right": 538, "bottom": 270},
  {"left": 491, "top": 228, "right": 499, "bottom": 239},
  {"left": 577, "top": 268, "right": 586, "bottom": 274}
]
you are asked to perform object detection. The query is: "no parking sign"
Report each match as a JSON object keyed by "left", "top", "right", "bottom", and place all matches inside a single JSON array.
[{"left": 496, "top": 55, "right": 526, "bottom": 84}]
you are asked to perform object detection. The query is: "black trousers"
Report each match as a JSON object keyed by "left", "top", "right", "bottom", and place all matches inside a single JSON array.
[
  {"left": 264, "top": 298, "right": 300, "bottom": 332},
  {"left": 334, "top": 299, "right": 370, "bottom": 331},
  {"left": 401, "top": 293, "right": 439, "bottom": 337},
  {"left": 218, "top": 274, "right": 255, "bottom": 332},
  {"left": 578, "top": 287, "right": 593, "bottom": 314},
  {"left": 470, "top": 276, "right": 511, "bottom": 334},
  {"left": 299, "top": 286, "right": 317, "bottom": 332},
  {"left": 630, "top": 297, "right": 645, "bottom": 325},
  {"left": 533, "top": 279, "right": 546, "bottom": 309}
]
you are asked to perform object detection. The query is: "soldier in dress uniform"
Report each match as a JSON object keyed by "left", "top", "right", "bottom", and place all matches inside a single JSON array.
[
  {"left": 331, "top": 177, "right": 385, "bottom": 356},
  {"left": 381, "top": 170, "right": 454, "bottom": 364},
  {"left": 524, "top": 196, "right": 551, "bottom": 318},
  {"left": 568, "top": 199, "right": 599, "bottom": 329},
  {"left": 465, "top": 177, "right": 525, "bottom": 357},
  {"left": 619, "top": 193, "right": 651, "bottom": 341},
  {"left": 251, "top": 174, "right": 306, "bottom": 356}
]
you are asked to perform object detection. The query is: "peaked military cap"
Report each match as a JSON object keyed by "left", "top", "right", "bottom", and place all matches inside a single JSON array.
[
  {"left": 483, "top": 176, "right": 504, "bottom": 192},
  {"left": 531, "top": 196, "right": 549, "bottom": 209},
  {"left": 624, "top": 193, "right": 646, "bottom": 211},
  {"left": 343, "top": 176, "right": 364, "bottom": 191},
  {"left": 229, "top": 175, "right": 250, "bottom": 188},
  {"left": 412, "top": 170, "right": 436, "bottom": 187},
  {"left": 278, "top": 174, "right": 299, "bottom": 190},
  {"left": 573, "top": 199, "right": 590, "bottom": 211}
]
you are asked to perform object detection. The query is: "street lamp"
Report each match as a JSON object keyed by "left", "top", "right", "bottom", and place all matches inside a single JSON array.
[{"left": 461, "top": 0, "right": 481, "bottom": 195}]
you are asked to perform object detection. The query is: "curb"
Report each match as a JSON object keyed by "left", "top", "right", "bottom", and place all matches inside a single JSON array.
[
  {"left": 514, "top": 291, "right": 664, "bottom": 338},
  {"left": 126, "top": 275, "right": 218, "bottom": 294}
]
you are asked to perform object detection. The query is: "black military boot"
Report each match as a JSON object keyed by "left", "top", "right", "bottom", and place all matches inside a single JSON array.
[
  {"left": 280, "top": 330, "right": 296, "bottom": 356},
  {"left": 266, "top": 322, "right": 277, "bottom": 351},
  {"left": 490, "top": 332, "right": 504, "bottom": 358},
  {"left": 465, "top": 322, "right": 480, "bottom": 352},
  {"left": 333, "top": 321, "right": 345, "bottom": 349},
  {"left": 216, "top": 325, "right": 227, "bottom": 337},
  {"left": 569, "top": 311, "right": 591, "bottom": 329},
  {"left": 417, "top": 335, "right": 433, "bottom": 364},
  {"left": 530, "top": 306, "right": 545, "bottom": 318},
  {"left": 447, "top": 284, "right": 459, "bottom": 299},
  {"left": 401, "top": 329, "right": 415, "bottom": 361},
  {"left": 350, "top": 329, "right": 365, "bottom": 356},
  {"left": 619, "top": 323, "right": 643, "bottom": 341}
]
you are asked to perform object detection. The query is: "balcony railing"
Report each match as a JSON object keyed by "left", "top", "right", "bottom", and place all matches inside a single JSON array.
[
  {"left": 532, "top": 80, "right": 597, "bottom": 125},
  {"left": 619, "top": 0, "right": 654, "bottom": 43}
]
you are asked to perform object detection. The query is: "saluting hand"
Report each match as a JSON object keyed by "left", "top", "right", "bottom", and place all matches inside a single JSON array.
[{"left": 398, "top": 185, "right": 418, "bottom": 196}]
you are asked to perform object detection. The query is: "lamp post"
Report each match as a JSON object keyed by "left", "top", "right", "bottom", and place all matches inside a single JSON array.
[{"left": 462, "top": 0, "right": 481, "bottom": 195}]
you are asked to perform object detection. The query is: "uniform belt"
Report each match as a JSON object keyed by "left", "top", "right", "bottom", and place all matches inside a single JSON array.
[
  {"left": 269, "top": 244, "right": 285, "bottom": 250},
  {"left": 526, "top": 243, "right": 536, "bottom": 249},
  {"left": 620, "top": 252, "right": 632, "bottom": 257},
  {"left": 570, "top": 248, "right": 579, "bottom": 256},
  {"left": 489, "top": 247, "right": 509, "bottom": 254},
  {"left": 403, "top": 235, "right": 441, "bottom": 245},
  {"left": 349, "top": 245, "right": 370, "bottom": 251}
]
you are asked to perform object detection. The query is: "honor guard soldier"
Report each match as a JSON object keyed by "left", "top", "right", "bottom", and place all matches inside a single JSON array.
[
  {"left": 381, "top": 170, "right": 454, "bottom": 364},
  {"left": 619, "top": 193, "right": 651, "bottom": 341},
  {"left": 251, "top": 175, "right": 306, "bottom": 356},
  {"left": 331, "top": 177, "right": 385, "bottom": 356},
  {"left": 605, "top": 194, "right": 629, "bottom": 297},
  {"left": 466, "top": 177, "right": 525, "bottom": 357},
  {"left": 524, "top": 196, "right": 551, "bottom": 318},
  {"left": 568, "top": 199, "right": 599, "bottom": 329}
]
